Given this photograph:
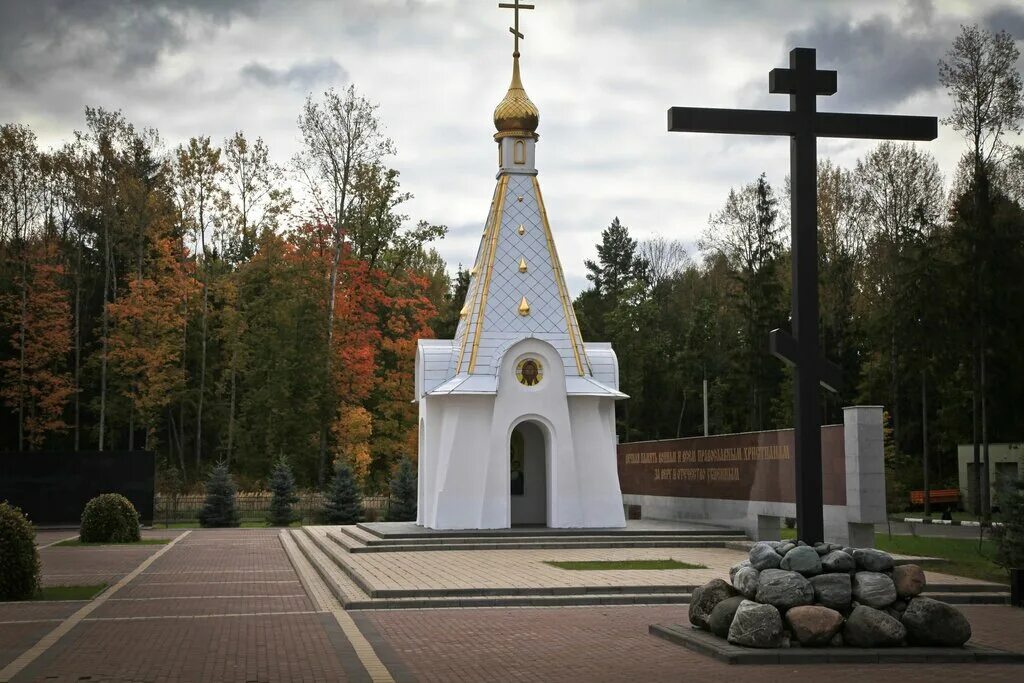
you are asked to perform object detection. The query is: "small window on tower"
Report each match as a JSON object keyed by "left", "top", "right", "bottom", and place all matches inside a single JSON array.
[
  {"left": 514, "top": 140, "right": 525, "bottom": 164},
  {"left": 498, "top": 143, "right": 503, "bottom": 166}
]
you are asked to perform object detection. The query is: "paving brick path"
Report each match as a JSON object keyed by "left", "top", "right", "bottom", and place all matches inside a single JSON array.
[
  {"left": 3, "top": 528, "right": 1022, "bottom": 682},
  {"left": 4, "top": 529, "right": 363, "bottom": 682},
  {"left": 360, "top": 604, "right": 1024, "bottom": 682}
]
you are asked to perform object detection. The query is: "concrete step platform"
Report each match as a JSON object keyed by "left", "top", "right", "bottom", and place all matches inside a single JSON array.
[{"left": 288, "top": 528, "right": 1011, "bottom": 611}]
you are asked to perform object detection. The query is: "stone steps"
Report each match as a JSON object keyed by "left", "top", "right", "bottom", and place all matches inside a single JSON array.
[
  {"left": 921, "top": 591, "right": 1010, "bottom": 605},
  {"left": 342, "top": 592, "right": 694, "bottom": 610},
  {"left": 288, "top": 527, "right": 371, "bottom": 607},
  {"left": 356, "top": 522, "right": 746, "bottom": 539},
  {"left": 317, "top": 524, "right": 747, "bottom": 553},
  {"left": 288, "top": 526, "right": 1012, "bottom": 611}
]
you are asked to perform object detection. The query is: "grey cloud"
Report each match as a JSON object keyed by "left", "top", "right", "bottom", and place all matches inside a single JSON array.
[
  {"left": 986, "top": 5, "right": 1024, "bottom": 41},
  {"left": 0, "top": 0, "right": 257, "bottom": 88},
  {"left": 777, "top": 6, "right": 949, "bottom": 110},
  {"left": 241, "top": 59, "right": 349, "bottom": 90}
]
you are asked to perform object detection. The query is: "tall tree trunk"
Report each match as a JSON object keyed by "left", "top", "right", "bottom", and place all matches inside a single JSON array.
[
  {"left": 980, "top": 320, "right": 990, "bottom": 520},
  {"left": 128, "top": 399, "right": 135, "bottom": 450},
  {"left": 319, "top": 240, "right": 343, "bottom": 487},
  {"left": 196, "top": 273, "right": 207, "bottom": 471},
  {"left": 16, "top": 254, "right": 27, "bottom": 452},
  {"left": 195, "top": 205, "right": 208, "bottom": 472},
  {"left": 922, "top": 370, "right": 930, "bottom": 518},
  {"left": 99, "top": 220, "right": 111, "bottom": 451},
  {"left": 226, "top": 361, "right": 236, "bottom": 465},
  {"left": 73, "top": 237, "right": 82, "bottom": 451}
]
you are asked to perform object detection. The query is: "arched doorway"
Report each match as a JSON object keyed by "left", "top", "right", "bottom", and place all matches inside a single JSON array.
[{"left": 510, "top": 421, "right": 547, "bottom": 526}]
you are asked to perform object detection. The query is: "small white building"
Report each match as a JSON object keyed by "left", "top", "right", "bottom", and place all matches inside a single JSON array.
[
  {"left": 957, "top": 442, "right": 1022, "bottom": 510},
  {"left": 413, "top": 52, "right": 627, "bottom": 530}
]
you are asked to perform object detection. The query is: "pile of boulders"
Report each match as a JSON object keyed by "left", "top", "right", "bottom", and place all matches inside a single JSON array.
[{"left": 689, "top": 540, "right": 973, "bottom": 649}]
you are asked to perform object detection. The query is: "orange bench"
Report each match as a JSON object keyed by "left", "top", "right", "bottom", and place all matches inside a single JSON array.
[{"left": 909, "top": 489, "right": 960, "bottom": 505}]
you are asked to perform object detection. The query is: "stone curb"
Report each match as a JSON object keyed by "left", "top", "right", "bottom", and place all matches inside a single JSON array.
[
  {"left": 649, "top": 623, "right": 1024, "bottom": 665},
  {"left": 902, "top": 518, "right": 1004, "bottom": 528}
]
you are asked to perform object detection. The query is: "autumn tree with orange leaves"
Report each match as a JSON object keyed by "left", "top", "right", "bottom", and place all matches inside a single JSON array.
[{"left": 0, "top": 240, "right": 73, "bottom": 449}]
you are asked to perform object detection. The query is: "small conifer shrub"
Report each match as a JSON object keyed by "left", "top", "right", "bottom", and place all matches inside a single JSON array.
[
  {"left": 0, "top": 502, "right": 40, "bottom": 600},
  {"left": 198, "top": 462, "right": 241, "bottom": 528},
  {"left": 385, "top": 457, "right": 417, "bottom": 522},
  {"left": 267, "top": 457, "right": 299, "bottom": 527},
  {"left": 80, "top": 493, "right": 141, "bottom": 543},
  {"left": 323, "top": 462, "right": 364, "bottom": 525}
]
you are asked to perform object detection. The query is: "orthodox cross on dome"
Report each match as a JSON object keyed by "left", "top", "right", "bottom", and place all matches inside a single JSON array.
[
  {"left": 499, "top": 0, "right": 534, "bottom": 56},
  {"left": 668, "top": 47, "right": 937, "bottom": 544}
]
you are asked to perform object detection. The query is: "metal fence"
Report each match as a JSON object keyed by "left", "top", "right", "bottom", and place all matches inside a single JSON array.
[{"left": 153, "top": 491, "right": 389, "bottom": 525}]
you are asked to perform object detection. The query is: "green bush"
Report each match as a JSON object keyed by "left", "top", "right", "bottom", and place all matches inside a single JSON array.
[
  {"left": 0, "top": 502, "right": 41, "bottom": 600},
  {"left": 80, "top": 494, "right": 141, "bottom": 543},
  {"left": 994, "top": 480, "right": 1024, "bottom": 569},
  {"left": 323, "top": 462, "right": 364, "bottom": 525},
  {"left": 266, "top": 457, "right": 299, "bottom": 527},
  {"left": 385, "top": 457, "right": 417, "bottom": 522},
  {"left": 198, "top": 462, "right": 241, "bottom": 528}
]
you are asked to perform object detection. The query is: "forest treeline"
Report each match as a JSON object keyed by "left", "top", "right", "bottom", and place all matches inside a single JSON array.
[
  {"left": 1, "top": 26, "right": 1022, "bottom": 507},
  {"left": 573, "top": 26, "right": 1024, "bottom": 513},
  {"left": 0, "top": 86, "right": 449, "bottom": 491}
]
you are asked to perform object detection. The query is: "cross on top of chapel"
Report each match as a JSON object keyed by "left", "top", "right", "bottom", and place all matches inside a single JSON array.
[{"left": 499, "top": 0, "right": 535, "bottom": 57}]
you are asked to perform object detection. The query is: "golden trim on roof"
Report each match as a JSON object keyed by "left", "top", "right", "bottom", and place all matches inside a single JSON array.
[
  {"left": 518, "top": 296, "right": 531, "bottom": 316},
  {"left": 465, "top": 175, "right": 510, "bottom": 374},
  {"left": 532, "top": 176, "right": 590, "bottom": 377},
  {"left": 455, "top": 179, "right": 503, "bottom": 373},
  {"left": 518, "top": 256, "right": 528, "bottom": 273}
]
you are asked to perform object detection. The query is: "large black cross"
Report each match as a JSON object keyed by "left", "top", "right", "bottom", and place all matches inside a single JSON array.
[{"left": 668, "top": 48, "right": 937, "bottom": 544}]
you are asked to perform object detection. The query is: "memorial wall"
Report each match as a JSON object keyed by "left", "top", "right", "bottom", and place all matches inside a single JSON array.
[{"left": 617, "top": 425, "right": 846, "bottom": 505}]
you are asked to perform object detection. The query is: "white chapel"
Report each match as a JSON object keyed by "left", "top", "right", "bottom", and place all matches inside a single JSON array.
[{"left": 413, "top": 22, "right": 628, "bottom": 529}]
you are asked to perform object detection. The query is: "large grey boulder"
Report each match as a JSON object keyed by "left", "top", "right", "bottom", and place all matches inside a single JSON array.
[
  {"left": 901, "top": 597, "right": 972, "bottom": 646},
  {"left": 892, "top": 564, "right": 926, "bottom": 599},
  {"left": 729, "top": 560, "right": 751, "bottom": 583},
  {"left": 689, "top": 579, "right": 739, "bottom": 629},
  {"left": 780, "top": 546, "right": 823, "bottom": 576},
  {"left": 852, "top": 571, "right": 897, "bottom": 608},
  {"left": 707, "top": 595, "right": 746, "bottom": 638},
  {"left": 727, "top": 600, "right": 785, "bottom": 648},
  {"left": 809, "top": 572, "right": 852, "bottom": 610},
  {"left": 749, "top": 542, "right": 782, "bottom": 570},
  {"left": 820, "top": 550, "right": 855, "bottom": 573},
  {"left": 785, "top": 605, "right": 844, "bottom": 646},
  {"left": 733, "top": 566, "right": 760, "bottom": 599},
  {"left": 843, "top": 605, "right": 906, "bottom": 647},
  {"left": 853, "top": 548, "right": 895, "bottom": 572},
  {"left": 755, "top": 568, "right": 814, "bottom": 611}
]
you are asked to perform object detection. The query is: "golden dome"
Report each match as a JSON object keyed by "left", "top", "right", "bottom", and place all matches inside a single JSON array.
[{"left": 493, "top": 55, "right": 539, "bottom": 140}]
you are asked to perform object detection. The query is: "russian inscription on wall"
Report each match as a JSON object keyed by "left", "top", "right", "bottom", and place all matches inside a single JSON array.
[{"left": 617, "top": 426, "right": 846, "bottom": 505}]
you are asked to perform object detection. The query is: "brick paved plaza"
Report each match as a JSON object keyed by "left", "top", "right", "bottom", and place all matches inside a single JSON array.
[{"left": 1, "top": 528, "right": 1022, "bottom": 682}]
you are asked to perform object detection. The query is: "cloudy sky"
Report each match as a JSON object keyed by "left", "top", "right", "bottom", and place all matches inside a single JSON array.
[{"left": 2, "top": 0, "right": 1023, "bottom": 293}]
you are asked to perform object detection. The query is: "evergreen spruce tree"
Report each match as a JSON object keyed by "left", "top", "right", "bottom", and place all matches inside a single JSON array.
[
  {"left": 266, "top": 457, "right": 299, "bottom": 527},
  {"left": 198, "top": 462, "right": 241, "bottom": 528},
  {"left": 385, "top": 457, "right": 417, "bottom": 522},
  {"left": 323, "top": 462, "right": 364, "bottom": 524}
]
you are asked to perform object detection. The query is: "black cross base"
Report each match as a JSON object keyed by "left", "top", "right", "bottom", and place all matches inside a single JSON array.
[{"left": 668, "top": 48, "right": 937, "bottom": 544}]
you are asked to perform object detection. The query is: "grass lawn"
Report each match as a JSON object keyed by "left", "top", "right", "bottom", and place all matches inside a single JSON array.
[
  {"left": 55, "top": 538, "right": 169, "bottom": 547},
  {"left": 778, "top": 527, "right": 1007, "bottom": 584},
  {"left": 543, "top": 559, "right": 706, "bottom": 571},
  {"left": 36, "top": 584, "right": 107, "bottom": 601}
]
